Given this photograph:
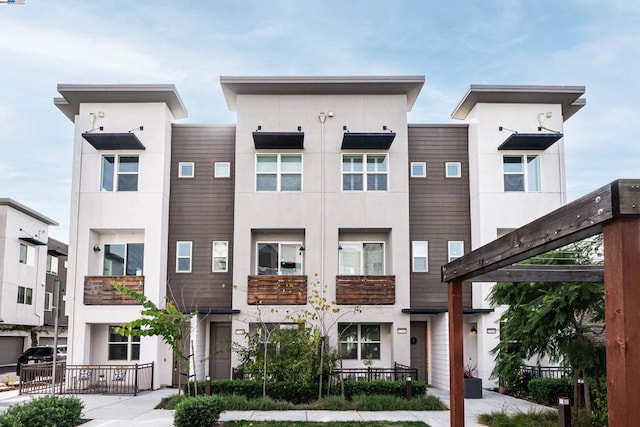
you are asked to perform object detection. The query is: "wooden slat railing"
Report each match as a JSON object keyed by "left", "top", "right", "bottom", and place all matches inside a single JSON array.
[
  {"left": 336, "top": 275, "right": 395, "bottom": 305},
  {"left": 84, "top": 276, "right": 144, "bottom": 305},
  {"left": 247, "top": 275, "right": 307, "bottom": 305}
]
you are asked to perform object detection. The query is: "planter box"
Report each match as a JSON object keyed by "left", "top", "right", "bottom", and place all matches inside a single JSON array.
[{"left": 464, "top": 377, "right": 483, "bottom": 399}]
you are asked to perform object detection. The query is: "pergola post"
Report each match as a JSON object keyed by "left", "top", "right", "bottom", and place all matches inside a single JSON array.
[
  {"left": 448, "top": 279, "right": 464, "bottom": 427},
  {"left": 603, "top": 217, "right": 640, "bottom": 427}
]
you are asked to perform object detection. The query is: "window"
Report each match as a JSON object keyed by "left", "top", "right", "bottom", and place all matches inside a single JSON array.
[
  {"left": 176, "top": 241, "right": 192, "bottom": 273},
  {"left": 411, "top": 162, "right": 426, "bottom": 178},
  {"left": 257, "top": 242, "right": 302, "bottom": 275},
  {"left": 103, "top": 244, "right": 144, "bottom": 276},
  {"left": 412, "top": 241, "right": 428, "bottom": 272},
  {"left": 339, "top": 324, "right": 381, "bottom": 360},
  {"left": 108, "top": 326, "right": 140, "bottom": 361},
  {"left": 338, "top": 242, "right": 384, "bottom": 275},
  {"left": 448, "top": 241, "right": 464, "bottom": 262},
  {"left": 17, "top": 286, "right": 33, "bottom": 305},
  {"left": 256, "top": 154, "right": 302, "bottom": 191},
  {"left": 445, "top": 162, "right": 461, "bottom": 178},
  {"left": 214, "top": 162, "right": 231, "bottom": 178},
  {"left": 44, "top": 292, "right": 53, "bottom": 311},
  {"left": 213, "top": 241, "right": 228, "bottom": 272},
  {"left": 46, "top": 254, "right": 58, "bottom": 275},
  {"left": 503, "top": 155, "right": 540, "bottom": 192},
  {"left": 19, "top": 244, "right": 35, "bottom": 266},
  {"left": 101, "top": 155, "right": 139, "bottom": 192},
  {"left": 342, "top": 154, "right": 388, "bottom": 191},
  {"left": 178, "top": 162, "right": 194, "bottom": 178}
]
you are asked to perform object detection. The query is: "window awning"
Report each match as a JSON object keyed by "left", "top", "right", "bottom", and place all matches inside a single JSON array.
[
  {"left": 252, "top": 132, "right": 304, "bottom": 149},
  {"left": 82, "top": 132, "right": 146, "bottom": 150},
  {"left": 19, "top": 236, "right": 47, "bottom": 246},
  {"left": 341, "top": 132, "right": 396, "bottom": 150},
  {"left": 48, "top": 248, "right": 68, "bottom": 257},
  {"left": 498, "top": 133, "right": 563, "bottom": 151}
]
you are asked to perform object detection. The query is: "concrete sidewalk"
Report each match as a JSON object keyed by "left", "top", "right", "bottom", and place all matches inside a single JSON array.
[{"left": 0, "top": 387, "right": 554, "bottom": 426}]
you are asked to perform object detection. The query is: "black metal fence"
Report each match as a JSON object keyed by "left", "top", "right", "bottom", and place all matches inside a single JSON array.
[
  {"left": 19, "top": 362, "right": 154, "bottom": 396},
  {"left": 330, "top": 362, "right": 418, "bottom": 383},
  {"left": 519, "top": 365, "right": 572, "bottom": 380}
]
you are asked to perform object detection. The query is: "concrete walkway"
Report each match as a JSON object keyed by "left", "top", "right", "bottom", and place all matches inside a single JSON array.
[{"left": 0, "top": 387, "right": 555, "bottom": 426}]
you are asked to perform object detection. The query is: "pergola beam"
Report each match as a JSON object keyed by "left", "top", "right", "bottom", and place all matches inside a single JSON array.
[{"left": 474, "top": 264, "right": 604, "bottom": 283}]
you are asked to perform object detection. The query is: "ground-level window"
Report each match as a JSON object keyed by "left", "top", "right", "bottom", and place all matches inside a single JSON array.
[
  {"left": 17, "top": 286, "right": 33, "bottom": 305},
  {"left": 339, "top": 324, "right": 381, "bottom": 360},
  {"left": 213, "top": 241, "right": 228, "bottom": 272},
  {"left": 257, "top": 242, "right": 302, "bottom": 275},
  {"left": 503, "top": 155, "right": 540, "bottom": 192},
  {"left": 103, "top": 243, "right": 144, "bottom": 276},
  {"left": 411, "top": 241, "right": 429, "bottom": 272},
  {"left": 448, "top": 241, "right": 464, "bottom": 262},
  {"left": 108, "top": 326, "right": 140, "bottom": 361},
  {"left": 338, "top": 242, "right": 384, "bottom": 275}
]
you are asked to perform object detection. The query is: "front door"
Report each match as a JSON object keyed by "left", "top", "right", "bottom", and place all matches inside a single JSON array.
[
  {"left": 410, "top": 322, "right": 427, "bottom": 382},
  {"left": 209, "top": 322, "right": 232, "bottom": 379}
]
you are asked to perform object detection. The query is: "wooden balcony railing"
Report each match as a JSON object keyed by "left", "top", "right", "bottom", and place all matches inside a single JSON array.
[
  {"left": 247, "top": 275, "right": 307, "bottom": 305},
  {"left": 84, "top": 276, "right": 144, "bottom": 305},
  {"left": 336, "top": 275, "right": 395, "bottom": 305}
]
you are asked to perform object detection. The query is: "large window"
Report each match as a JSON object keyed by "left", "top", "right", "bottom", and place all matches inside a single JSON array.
[
  {"left": 412, "top": 241, "right": 429, "bottom": 272},
  {"left": 338, "top": 242, "right": 384, "bottom": 275},
  {"left": 19, "top": 243, "right": 35, "bottom": 266},
  {"left": 176, "top": 241, "right": 192, "bottom": 273},
  {"left": 46, "top": 254, "right": 58, "bottom": 275},
  {"left": 448, "top": 241, "right": 464, "bottom": 262},
  {"left": 342, "top": 154, "right": 388, "bottom": 191},
  {"left": 103, "top": 243, "right": 144, "bottom": 276},
  {"left": 101, "top": 155, "right": 139, "bottom": 192},
  {"left": 339, "top": 324, "right": 381, "bottom": 360},
  {"left": 212, "top": 241, "right": 228, "bottom": 272},
  {"left": 17, "top": 286, "right": 33, "bottom": 305},
  {"left": 257, "top": 242, "right": 302, "bottom": 275},
  {"left": 256, "top": 154, "right": 302, "bottom": 191},
  {"left": 108, "top": 326, "right": 140, "bottom": 361},
  {"left": 503, "top": 155, "right": 540, "bottom": 192}
]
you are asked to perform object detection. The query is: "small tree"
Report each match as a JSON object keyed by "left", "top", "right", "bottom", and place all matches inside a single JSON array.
[{"left": 113, "top": 282, "right": 195, "bottom": 394}]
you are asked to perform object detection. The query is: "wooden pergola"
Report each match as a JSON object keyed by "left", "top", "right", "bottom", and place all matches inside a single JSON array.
[{"left": 441, "top": 179, "right": 640, "bottom": 427}]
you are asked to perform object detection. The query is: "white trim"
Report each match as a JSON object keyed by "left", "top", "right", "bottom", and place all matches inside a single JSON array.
[
  {"left": 447, "top": 240, "right": 464, "bottom": 262},
  {"left": 341, "top": 154, "right": 389, "bottom": 192},
  {"left": 445, "top": 162, "right": 461, "bottom": 178},
  {"left": 176, "top": 241, "right": 193, "bottom": 273},
  {"left": 255, "top": 241, "right": 303, "bottom": 275},
  {"left": 212, "top": 241, "right": 229, "bottom": 272},
  {"left": 338, "top": 241, "right": 386, "bottom": 275},
  {"left": 255, "top": 154, "right": 302, "bottom": 192},
  {"left": 410, "top": 162, "right": 426, "bottom": 178},
  {"left": 411, "top": 241, "right": 429, "bottom": 272},
  {"left": 214, "top": 162, "right": 231, "bottom": 178},
  {"left": 178, "top": 162, "right": 195, "bottom": 178}
]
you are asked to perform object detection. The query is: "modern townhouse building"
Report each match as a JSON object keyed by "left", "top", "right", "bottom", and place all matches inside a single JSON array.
[
  {"left": 0, "top": 199, "right": 68, "bottom": 365},
  {"left": 55, "top": 77, "right": 585, "bottom": 390}
]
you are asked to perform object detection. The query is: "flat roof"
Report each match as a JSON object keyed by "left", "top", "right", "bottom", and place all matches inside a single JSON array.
[
  {"left": 55, "top": 84, "right": 188, "bottom": 121},
  {"left": 0, "top": 198, "right": 58, "bottom": 226},
  {"left": 451, "top": 84, "right": 586, "bottom": 121},
  {"left": 220, "top": 75, "right": 425, "bottom": 112}
]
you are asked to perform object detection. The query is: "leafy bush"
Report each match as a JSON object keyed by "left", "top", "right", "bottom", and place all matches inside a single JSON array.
[
  {"left": 341, "top": 379, "right": 426, "bottom": 399},
  {"left": 478, "top": 410, "right": 557, "bottom": 427},
  {"left": 155, "top": 393, "right": 186, "bottom": 409},
  {"left": 528, "top": 378, "right": 573, "bottom": 406},
  {"left": 0, "top": 395, "right": 84, "bottom": 427},
  {"left": 174, "top": 395, "right": 224, "bottom": 427}
]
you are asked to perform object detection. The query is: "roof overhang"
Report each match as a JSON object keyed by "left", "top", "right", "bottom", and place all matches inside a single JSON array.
[
  {"left": 0, "top": 198, "right": 58, "bottom": 226},
  {"left": 341, "top": 132, "right": 396, "bottom": 150},
  {"left": 498, "top": 132, "right": 563, "bottom": 151},
  {"left": 55, "top": 84, "right": 188, "bottom": 122},
  {"left": 252, "top": 132, "right": 304, "bottom": 149},
  {"left": 82, "top": 132, "right": 146, "bottom": 150},
  {"left": 47, "top": 248, "right": 68, "bottom": 257},
  {"left": 220, "top": 75, "right": 425, "bottom": 112},
  {"left": 451, "top": 84, "right": 586, "bottom": 121}
]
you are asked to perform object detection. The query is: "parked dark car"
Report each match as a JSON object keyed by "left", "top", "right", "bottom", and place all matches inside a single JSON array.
[{"left": 16, "top": 346, "right": 67, "bottom": 375}]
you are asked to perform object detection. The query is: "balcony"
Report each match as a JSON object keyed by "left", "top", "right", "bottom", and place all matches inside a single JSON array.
[
  {"left": 84, "top": 276, "right": 144, "bottom": 305},
  {"left": 247, "top": 275, "right": 307, "bottom": 305},
  {"left": 336, "top": 275, "right": 395, "bottom": 305}
]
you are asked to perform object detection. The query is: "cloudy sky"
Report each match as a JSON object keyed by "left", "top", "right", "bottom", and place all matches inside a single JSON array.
[{"left": 1, "top": 0, "right": 638, "bottom": 241}]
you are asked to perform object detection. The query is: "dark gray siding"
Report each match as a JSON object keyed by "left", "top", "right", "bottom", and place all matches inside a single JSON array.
[
  {"left": 45, "top": 238, "right": 68, "bottom": 326},
  {"left": 408, "top": 124, "right": 472, "bottom": 308},
  {"left": 168, "top": 125, "right": 235, "bottom": 311}
]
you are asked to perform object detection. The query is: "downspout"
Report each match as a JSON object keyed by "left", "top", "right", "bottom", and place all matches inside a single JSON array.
[{"left": 319, "top": 112, "right": 327, "bottom": 293}]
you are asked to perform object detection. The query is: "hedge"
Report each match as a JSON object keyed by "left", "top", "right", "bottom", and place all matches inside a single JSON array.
[
  {"left": 528, "top": 377, "right": 573, "bottom": 406},
  {"left": 174, "top": 395, "right": 224, "bottom": 427},
  {"left": 0, "top": 396, "right": 84, "bottom": 427}
]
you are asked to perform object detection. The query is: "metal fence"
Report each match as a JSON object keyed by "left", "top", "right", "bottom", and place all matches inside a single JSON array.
[
  {"left": 19, "top": 362, "right": 154, "bottom": 396},
  {"left": 519, "top": 365, "right": 573, "bottom": 380},
  {"left": 330, "top": 362, "right": 418, "bottom": 383}
]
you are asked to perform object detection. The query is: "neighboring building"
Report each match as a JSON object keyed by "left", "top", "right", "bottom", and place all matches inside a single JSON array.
[
  {"left": 55, "top": 77, "right": 585, "bottom": 390},
  {"left": 0, "top": 199, "right": 68, "bottom": 365}
]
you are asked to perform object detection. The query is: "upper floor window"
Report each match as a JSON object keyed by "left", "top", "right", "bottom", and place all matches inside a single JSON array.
[
  {"left": 102, "top": 155, "right": 139, "bottom": 192},
  {"left": 448, "top": 241, "right": 464, "bottom": 262},
  {"left": 342, "top": 154, "right": 388, "bottom": 191},
  {"left": 178, "top": 162, "right": 194, "bottom": 178},
  {"left": 44, "top": 292, "right": 53, "bottom": 311},
  {"left": 103, "top": 243, "right": 144, "bottom": 276},
  {"left": 339, "top": 324, "right": 381, "bottom": 360},
  {"left": 445, "top": 162, "right": 461, "bottom": 178},
  {"left": 17, "top": 286, "right": 33, "bottom": 305},
  {"left": 411, "top": 241, "right": 429, "bottom": 272},
  {"left": 256, "top": 154, "right": 302, "bottom": 191},
  {"left": 257, "top": 242, "right": 302, "bottom": 275},
  {"left": 214, "top": 162, "right": 231, "bottom": 178},
  {"left": 212, "top": 241, "right": 229, "bottom": 272},
  {"left": 411, "top": 162, "right": 426, "bottom": 178},
  {"left": 46, "top": 254, "right": 59, "bottom": 275},
  {"left": 108, "top": 325, "right": 140, "bottom": 361},
  {"left": 19, "top": 243, "right": 35, "bottom": 266},
  {"left": 503, "top": 155, "right": 540, "bottom": 192},
  {"left": 339, "top": 242, "right": 384, "bottom": 275},
  {"left": 176, "top": 241, "right": 192, "bottom": 273}
]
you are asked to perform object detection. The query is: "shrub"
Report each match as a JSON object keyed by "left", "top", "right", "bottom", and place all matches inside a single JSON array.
[
  {"left": 341, "top": 379, "right": 426, "bottom": 399},
  {"left": 0, "top": 395, "right": 84, "bottom": 427},
  {"left": 478, "top": 410, "right": 557, "bottom": 427},
  {"left": 174, "top": 395, "right": 224, "bottom": 427},
  {"left": 528, "top": 378, "right": 573, "bottom": 406}
]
